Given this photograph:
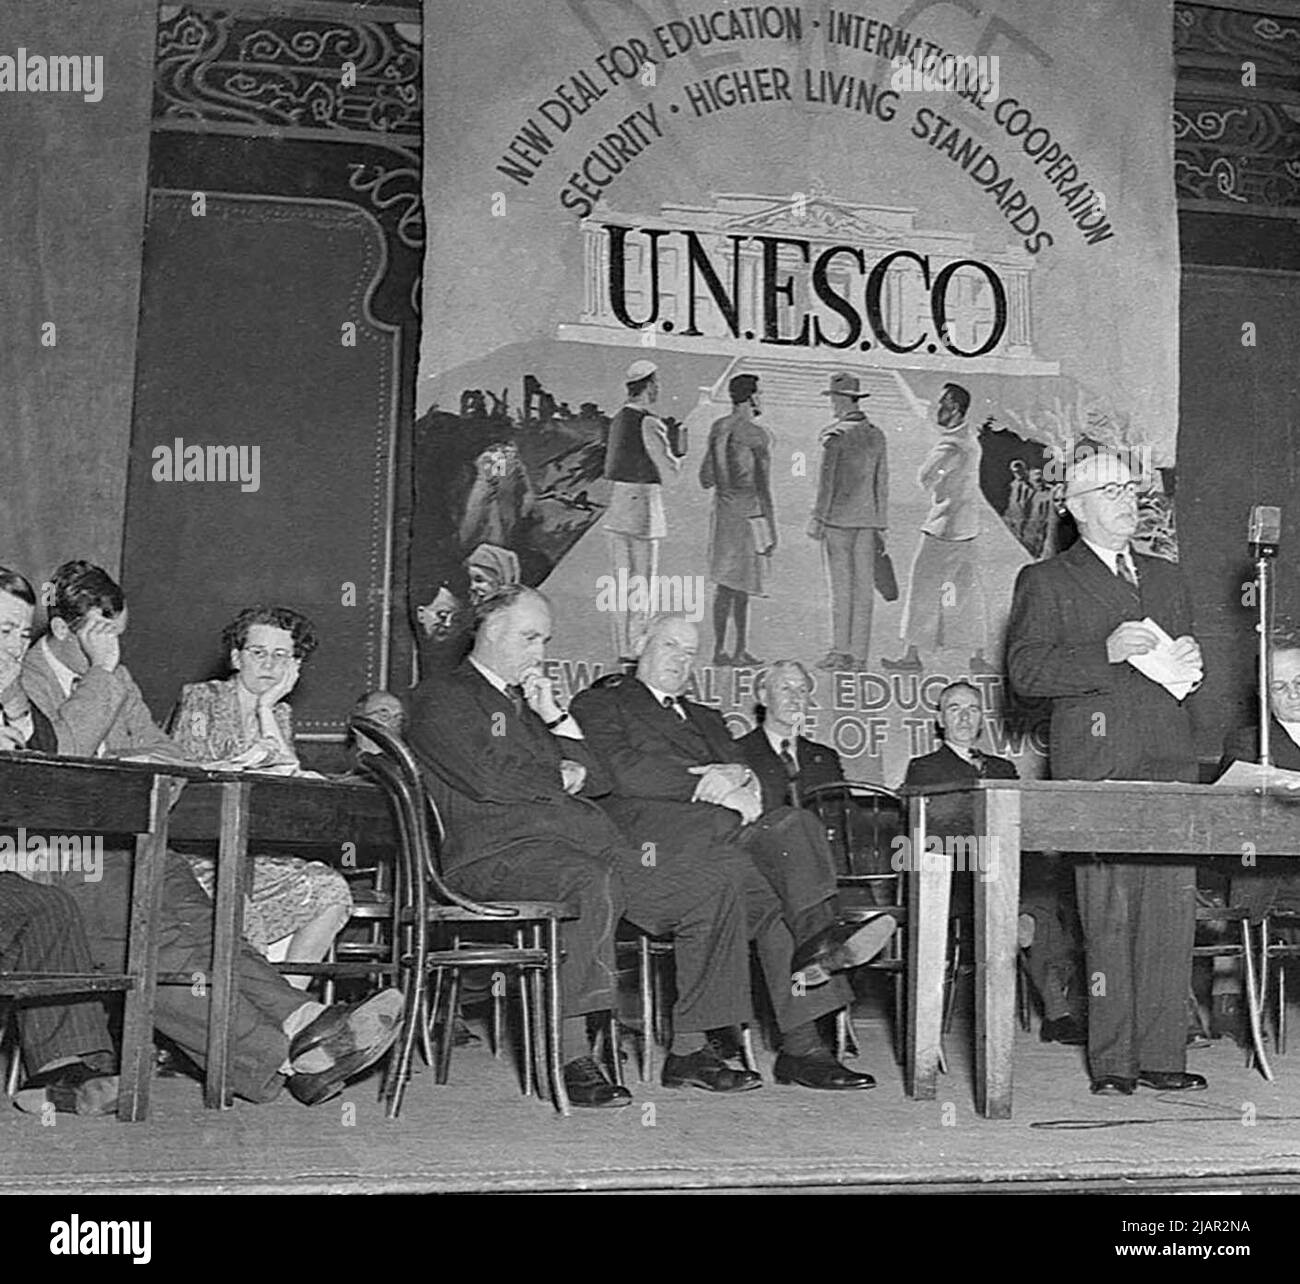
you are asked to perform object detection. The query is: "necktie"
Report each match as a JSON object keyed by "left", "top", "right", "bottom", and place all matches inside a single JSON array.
[
  {"left": 969, "top": 748, "right": 986, "bottom": 777},
  {"left": 1116, "top": 551, "right": 1138, "bottom": 588},
  {"left": 506, "top": 684, "right": 525, "bottom": 715},
  {"left": 779, "top": 738, "right": 801, "bottom": 807},
  {"left": 661, "top": 695, "right": 686, "bottom": 721}
]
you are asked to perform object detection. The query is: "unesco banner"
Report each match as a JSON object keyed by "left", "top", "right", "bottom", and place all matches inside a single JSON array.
[{"left": 414, "top": 0, "right": 1179, "bottom": 787}]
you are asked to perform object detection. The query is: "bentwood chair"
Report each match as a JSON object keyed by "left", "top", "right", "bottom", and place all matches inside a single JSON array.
[
  {"left": 803, "top": 781, "right": 973, "bottom": 1067},
  {"left": 350, "top": 716, "right": 576, "bottom": 1116},
  {"left": 609, "top": 924, "right": 759, "bottom": 1082}
]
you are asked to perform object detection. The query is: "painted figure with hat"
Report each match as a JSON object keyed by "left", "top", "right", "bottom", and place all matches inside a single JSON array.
[
  {"left": 808, "top": 371, "right": 889, "bottom": 671},
  {"left": 883, "top": 381, "right": 991, "bottom": 674},
  {"left": 698, "top": 372, "right": 776, "bottom": 666},
  {"left": 602, "top": 358, "right": 684, "bottom": 659}
]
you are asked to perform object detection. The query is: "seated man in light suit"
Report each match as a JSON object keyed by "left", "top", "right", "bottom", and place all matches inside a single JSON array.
[
  {"left": 571, "top": 617, "right": 895, "bottom": 1090},
  {"left": 902, "top": 680, "right": 1086, "bottom": 1046},
  {"left": 20, "top": 559, "right": 404, "bottom": 1106}
]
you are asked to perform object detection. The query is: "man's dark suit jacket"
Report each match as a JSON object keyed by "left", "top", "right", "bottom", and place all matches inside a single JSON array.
[
  {"left": 569, "top": 675, "right": 759, "bottom": 848},
  {"left": 407, "top": 660, "right": 623, "bottom": 874},
  {"left": 902, "top": 742, "right": 1018, "bottom": 850},
  {"left": 903, "top": 742, "right": 1018, "bottom": 787},
  {"left": 736, "top": 727, "right": 843, "bottom": 813},
  {"left": 1006, "top": 540, "right": 1197, "bottom": 782},
  {"left": 1219, "top": 719, "right": 1300, "bottom": 776},
  {"left": 1218, "top": 719, "right": 1300, "bottom": 918}
]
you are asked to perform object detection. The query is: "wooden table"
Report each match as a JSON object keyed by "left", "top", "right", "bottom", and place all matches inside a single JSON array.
[
  {"left": 167, "top": 770, "right": 397, "bottom": 1107},
  {"left": 0, "top": 753, "right": 397, "bottom": 1113},
  {"left": 903, "top": 779, "right": 1300, "bottom": 1120},
  {"left": 0, "top": 752, "right": 182, "bottom": 1121}
]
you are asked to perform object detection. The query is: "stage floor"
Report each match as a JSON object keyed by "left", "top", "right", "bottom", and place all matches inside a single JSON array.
[{"left": 5, "top": 1004, "right": 1300, "bottom": 1195}]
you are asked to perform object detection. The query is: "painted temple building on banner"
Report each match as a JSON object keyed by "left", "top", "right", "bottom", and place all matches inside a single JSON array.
[{"left": 558, "top": 189, "right": 1059, "bottom": 426}]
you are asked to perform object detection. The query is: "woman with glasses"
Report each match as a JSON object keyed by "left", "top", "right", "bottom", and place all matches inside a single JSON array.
[{"left": 169, "top": 606, "right": 353, "bottom": 985}]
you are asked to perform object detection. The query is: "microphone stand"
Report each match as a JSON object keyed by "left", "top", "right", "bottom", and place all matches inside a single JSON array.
[{"left": 1254, "top": 545, "right": 1276, "bottom": 769}]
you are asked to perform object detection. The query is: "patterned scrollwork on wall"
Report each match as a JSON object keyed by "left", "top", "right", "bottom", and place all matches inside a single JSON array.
[
  {"left": 346, "top": 163, "right": 425, "bottom": 249},
  {"left": 1175, "top": 2, "right": 1300, "bottom": 75},
  {"left": 155, "top": 5, "right": 421, "bottom": 144}
]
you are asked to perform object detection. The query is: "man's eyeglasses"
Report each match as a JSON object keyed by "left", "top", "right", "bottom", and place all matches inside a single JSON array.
[
  {"left": 1069, "top": 481, "right": 1142, "bottom": 501},
  {"left": 242, "top": 646, "right": 294, "bottom": 665},
  {"left": 1270, "top": 678, "right": 1300, "bottom": 698}
]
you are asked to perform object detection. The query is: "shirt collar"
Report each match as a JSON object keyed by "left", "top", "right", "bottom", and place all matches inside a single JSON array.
[
  {"left": 1080, "top": 537, "right": 1134, "bottom": 578},
  {"left": 42, "top": 637, "right": 81, "bottom": 699},
  {"left": 1279, "top": 720, "right": 1300, "bottom": 751},
  {"left": 765, "top": 724, "right": 797, "bottom": 757},
  {"left": 469, "top": 656, "right": 510, "bottom": 696},
  {"left": 641, "top": 678, "right": 683, "bottom": 709},
  {"left": 946, "top": 741, "right": 979, "bottom": 764}
]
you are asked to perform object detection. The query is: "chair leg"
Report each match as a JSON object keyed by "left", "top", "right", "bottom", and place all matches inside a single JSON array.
[
  {"left": 491, "top": 975, "right": 504, "bottom": 1060},
  {"left": 740, "top": 1025, "right": 758, "bottom": 1074},
  {"left": 1280, "top": 960, "right": 1288, "bottom": 1056},
  {"left": 518, "top": 967, "right": 534, "bottom": 1098},
  {"left": 606, "top": 1012, "right": 625, "bottom": 1088},
  {"left": 424, "top": 966, "right": 443, "bottom": 1069},
  {"left": 639, "top": 934, "right": 654, "bottom": 1084},
  {"left": 435, "top": 968, "right": 460, "bottom": 1085},
  {"left": 1240, "top": 920, "right": 1274, "bottom": 1082},
  {"left": 384, "top": 955, "right": 425, "bottom": 1120},
  {"left": 529, "top": 926, "right": 551, "bottom": 1103},
  {"left": 3, "top": 1010, "right": 21, "bottom": 1097},
  {"left": 546, "top": 917, "right": 570, "bottom": 1116}
]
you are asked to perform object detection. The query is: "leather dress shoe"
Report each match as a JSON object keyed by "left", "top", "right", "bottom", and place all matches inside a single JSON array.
[
  {"left": 1039, "top": 1015, "right": 1087, "bottom": 1046},
  {"left": 662, "top": 1047, "right": 762, "bottom": 1092},
  {"left": 791, "top": 914, "right": 897, "bottom": 988},
  {"left": 563, "top": 1055, "right": 631, "bottom": 1108},
  {"left": 1089, "top": 1075, "right": 1136, "bottom": 1096},
  {"left": 287, "top": 988, "right": 405, "bottom": 1106},
  {"left": 773, "top": 1051, "right": 875, "bottom": 1090},
  {"left": 14, "top": 1063, "right": 120, "bottom": 1116},
  {"left": 1137, "top": 1070, "right": 1207, "bottom": 1092}
]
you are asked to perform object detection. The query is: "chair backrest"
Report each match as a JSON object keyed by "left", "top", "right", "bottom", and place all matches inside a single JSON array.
[
  {"left": 350, "top": 714, "right": 517, "bottom": 920},
  {"left": 801, "top": 781, "right": 906, "bottom": 890}
]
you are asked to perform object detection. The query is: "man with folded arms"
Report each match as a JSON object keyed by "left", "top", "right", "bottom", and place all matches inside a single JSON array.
[
  {"left": 20, "top": 559, "right": 403, "bottom": 1105},
  {"left": 408, "top": 585, "right": 760, "bottom": 1106},
  {"left": 1006, "top": 453, "right": 1204, "bottom": 1096},
  {"left": 572, "top": 616, "right": 895, "bottom": 1090}
]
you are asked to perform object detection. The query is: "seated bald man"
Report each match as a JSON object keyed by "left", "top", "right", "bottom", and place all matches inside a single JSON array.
[{"left": 571, "top": 616, "right": 894, "bottom": 1090}]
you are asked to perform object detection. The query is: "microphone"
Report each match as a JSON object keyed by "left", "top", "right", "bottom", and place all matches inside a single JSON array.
[{"left": 1249, "top": 505, "right": 1281, "bottom": 559}]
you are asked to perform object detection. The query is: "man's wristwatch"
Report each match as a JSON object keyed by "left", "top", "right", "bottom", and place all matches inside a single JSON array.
[{"left": 544, "top": 711, "right": 569, "bottom": 730}]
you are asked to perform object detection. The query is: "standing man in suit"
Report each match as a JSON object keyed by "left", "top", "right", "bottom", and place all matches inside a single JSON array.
[
  {"left": 602, "top": 359, "right": 683, "bottom": 660},
  {"left": 408, "top": 586, "right": 761, "bottom": 1105},
  {"left": 571, "top": 617, "right": 895, "bottom": 1089},
  {"left": 1006, "top": 452, "right": 1205, "bottom": 1095},
  {"left": 809, "top": 372, "right": 889, "bottom": 673},
  {"left": 903, "top": 681, "right": 1086, "bottom": 1046},
  {"left": 735, "top": 660, "right": 843, "bottom": 811}
]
